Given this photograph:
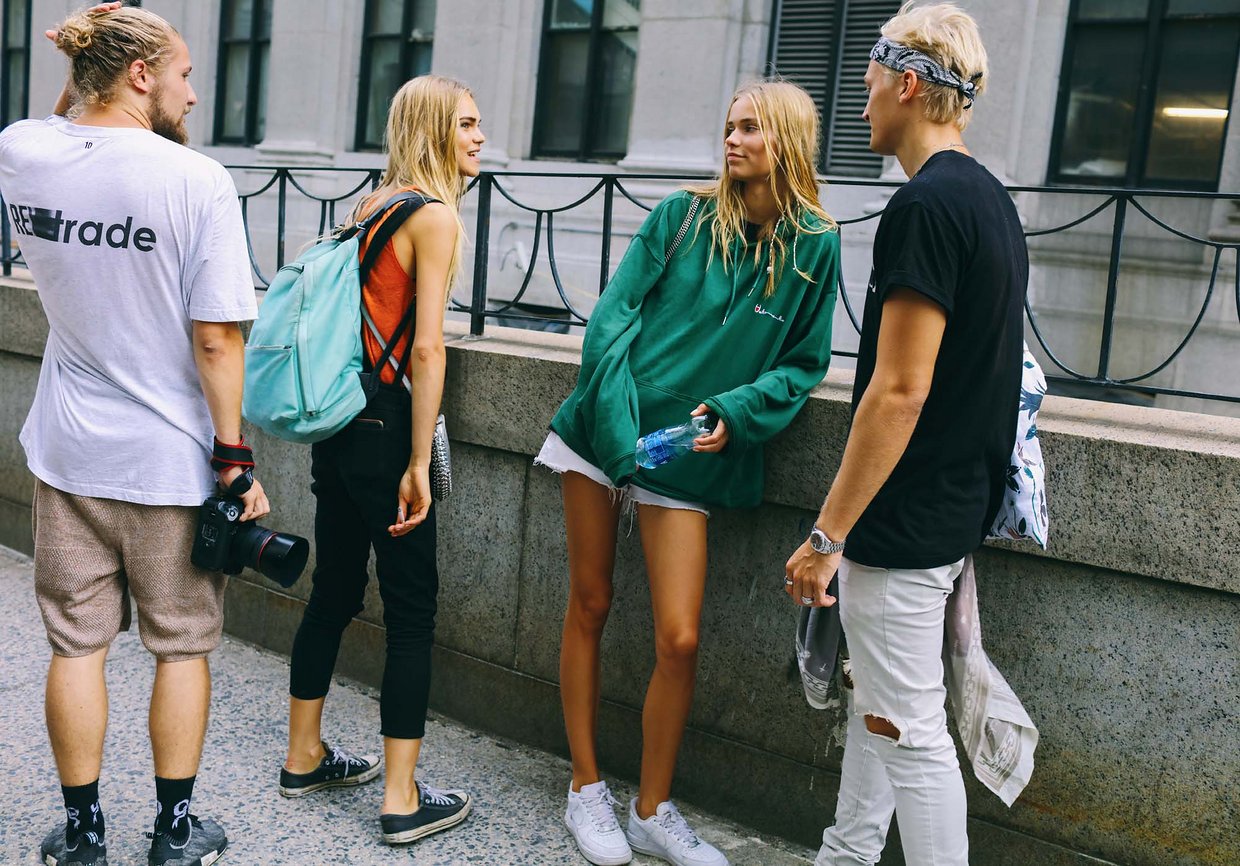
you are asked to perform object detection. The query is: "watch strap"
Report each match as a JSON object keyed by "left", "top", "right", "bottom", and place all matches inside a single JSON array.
[{"left": 810, "top": 526, "right": 846, "bottom": 555}]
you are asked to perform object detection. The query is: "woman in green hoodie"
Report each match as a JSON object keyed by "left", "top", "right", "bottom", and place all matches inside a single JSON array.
[{"left": 536, "top": 79, "right": 840, "bottom": 866}]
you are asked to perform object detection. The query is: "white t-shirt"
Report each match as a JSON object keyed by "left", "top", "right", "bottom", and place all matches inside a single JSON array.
[{"left": 0, "top": 117, "right": 257, "bottom": 506}]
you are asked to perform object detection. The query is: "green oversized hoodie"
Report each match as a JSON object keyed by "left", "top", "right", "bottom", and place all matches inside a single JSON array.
[{"left": 550, "top": 190, "right": 839, "bottom": 508}]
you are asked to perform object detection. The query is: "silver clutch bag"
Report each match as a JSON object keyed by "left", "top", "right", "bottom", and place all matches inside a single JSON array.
[{"left": 430, "top": 414, "right": 452, "bottom": 501}]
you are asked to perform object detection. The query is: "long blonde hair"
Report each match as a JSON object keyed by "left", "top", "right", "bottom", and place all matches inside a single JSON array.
[
  {"left": 54, "top": 6, "right": 178, "bottom": 107},
  {"left": 688, "top": 79, "right": 835, "bottom": 298},
  {"left": 351, "top": 75, "right": 472, "bottom": 283}
]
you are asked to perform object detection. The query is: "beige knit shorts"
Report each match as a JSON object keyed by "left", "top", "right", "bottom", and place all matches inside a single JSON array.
[{"left": 32, "top": 480, "right": 227, "bottom": 662}]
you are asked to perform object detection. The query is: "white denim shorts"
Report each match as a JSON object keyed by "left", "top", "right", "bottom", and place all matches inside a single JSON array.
[{"left": 534, "top": 431, "right": 709, "bottom": 517}]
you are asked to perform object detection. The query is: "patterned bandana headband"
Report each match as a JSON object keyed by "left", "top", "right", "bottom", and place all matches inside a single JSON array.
[{"left": 870, "top": 36, "right": 982, "bottom": 109}]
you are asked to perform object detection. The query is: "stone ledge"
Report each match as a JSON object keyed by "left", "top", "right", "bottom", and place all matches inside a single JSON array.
[
  {"left": 0, "top": 273, "right": 47, "bottom": 359},
  {"left": 0, "top": 495, "right": 32, "bottom": 555},
  {"left": 3, "top": 282, "right": 1238, "bottom": 596},
  {"left": 442, "top": 320, "right": 1240, "bottom": 596}
]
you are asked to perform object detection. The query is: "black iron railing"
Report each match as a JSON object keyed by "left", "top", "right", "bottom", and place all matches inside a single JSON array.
[{"left": 4, "top": 168, "right": 1239, "bottom": 406}]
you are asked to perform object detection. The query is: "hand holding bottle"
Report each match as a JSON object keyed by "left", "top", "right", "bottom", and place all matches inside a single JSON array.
[
  {"left": 689, "top": 403, "right": 729, "bottom": 453},
  {"left": 635, "top": 404, "right": 729, "bottom": 470}
]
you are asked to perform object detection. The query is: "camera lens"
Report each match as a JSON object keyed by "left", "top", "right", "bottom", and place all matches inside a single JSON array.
[
  {"left": 235, "top": 523, "right": 309, "bottom": 588},
  {"left": 257, "top": 532, "right": 309, "bottom": 587}
]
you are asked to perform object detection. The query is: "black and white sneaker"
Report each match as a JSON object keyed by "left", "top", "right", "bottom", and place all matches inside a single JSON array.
[
  {"left": 279, "top": 741, "right": 382, "bottom": 797},
  {"left": 40, "top": 823, "right": 108, "bottom": 866},
  {"left": 380, "top": 782, "right": 472, "bottom": 845},
  {"left": 146, "top": 814, "right": 227, "bottom": 866}
]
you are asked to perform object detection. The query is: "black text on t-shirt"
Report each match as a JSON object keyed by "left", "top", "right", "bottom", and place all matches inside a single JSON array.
[{"left": 7, "top": 203, "right": 157, "bottom": 252}]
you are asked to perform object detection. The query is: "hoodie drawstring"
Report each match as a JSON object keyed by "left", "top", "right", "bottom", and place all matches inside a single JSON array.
[{"left": 725, "top": 230, "right": 777, "bottom": 325}]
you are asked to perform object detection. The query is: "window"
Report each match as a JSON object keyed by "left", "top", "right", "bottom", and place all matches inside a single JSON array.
[
  {"left": 1, "top": 0, "right": 31, "bottom": 128},
  {"left": 1049, "top": 0, "right": 1240, "bottom": 189},
  {"left": 768, "top": 0, "right": 901, "bottom": 177},
  {"left": 356, "top": 0, "right": 437, "bottom": 151},
  {"left": 214, "top": 0, "right": 272, "bottom": 145},
  {"left": 532, "top": 0, "right": 640, "bottom": 161}
]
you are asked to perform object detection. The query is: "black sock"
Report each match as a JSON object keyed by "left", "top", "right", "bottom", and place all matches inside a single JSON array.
[
  {"left": 61, "top": 780, "right": 104, "bottom": 843},
  {"left": 153, "top": 776, "right": 196, "bottom": 839}
]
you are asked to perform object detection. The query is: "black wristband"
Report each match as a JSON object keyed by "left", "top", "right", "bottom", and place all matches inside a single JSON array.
[{"left": 210, "top": 436, "right": 255, "bottom": 473}]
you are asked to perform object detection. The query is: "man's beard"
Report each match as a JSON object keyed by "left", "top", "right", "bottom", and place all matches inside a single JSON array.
[{"left": 149, "top": 86, "right": 189, "bottom": 145}]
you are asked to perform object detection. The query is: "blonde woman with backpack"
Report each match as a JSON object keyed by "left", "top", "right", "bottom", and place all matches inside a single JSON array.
[
  {"left": 278, "top": 75, "right": 484, "bottom": 846},
  {"left": 537, "top": 79, "right": 840, "bottom": 866}
]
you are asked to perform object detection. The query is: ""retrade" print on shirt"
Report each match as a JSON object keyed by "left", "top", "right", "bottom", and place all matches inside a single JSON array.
[{"left": 7, "top": 203, "right": 157, "bottom": 251}]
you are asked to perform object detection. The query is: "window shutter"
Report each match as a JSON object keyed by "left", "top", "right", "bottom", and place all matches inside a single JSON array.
[
  {"left": 769, "top": 0, "right": 835, "bottom": 131},
  {"left": 827, "top": 1, "right": 896, "bottom": 176},
  {"left": 769, "top": 0, "right": 899, "bottom": 178}
]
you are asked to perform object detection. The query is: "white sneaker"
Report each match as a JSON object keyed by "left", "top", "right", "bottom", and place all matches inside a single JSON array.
[
  {"left": 565, "top": 781, "right": 633, "bottom": 865},
  {"left": 625, "top": 799, "right": 728, "bottom": 866}
]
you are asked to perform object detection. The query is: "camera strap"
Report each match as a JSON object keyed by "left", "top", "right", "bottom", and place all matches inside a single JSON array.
[{"left": 210, "top": 436, "right": 255, "bottom": 473}]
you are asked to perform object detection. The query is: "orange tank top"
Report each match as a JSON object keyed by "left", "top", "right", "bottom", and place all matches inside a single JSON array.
[{"left": 358, "top": 189, "right": 419, "bottom": 385}]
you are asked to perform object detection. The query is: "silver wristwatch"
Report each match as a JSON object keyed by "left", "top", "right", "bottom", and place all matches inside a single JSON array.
[{"left": 809, "top": 526, "right": 845, "bottom": 555}]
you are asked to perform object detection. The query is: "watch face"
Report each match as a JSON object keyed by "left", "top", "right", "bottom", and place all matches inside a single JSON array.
[
  {"left": 810, "top": 529, "right": 828, "bottom": 553},
  {"left": 811, "top": 528, "right": 841, "bottom": 554}
]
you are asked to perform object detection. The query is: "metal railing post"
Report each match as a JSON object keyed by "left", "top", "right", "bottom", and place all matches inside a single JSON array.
[
  {"left": 1096, "top": 195, "right": 1128, "bottom": 382},
  {"left": 470, "top": 173, "right": 493, "bottom": 336},
  {"left": 276, "top": 169, "right": 288, "bottom": 270},
  {"left": 599, "top": 177, "right": 614, "bottom": 295}
]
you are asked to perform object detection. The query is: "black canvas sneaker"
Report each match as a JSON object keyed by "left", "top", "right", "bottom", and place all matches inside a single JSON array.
[
  {"left": 279, "top": 741, "right": 382, "bottom": 797},
  {"left": 146, "top": 814, "right": 227, "bottom": 866},
  {"left": 40, "top": 823, "right": 108, "bottom": 866},
  {"left": 380, "top": 782, "right": 472, "bottom": 845}
]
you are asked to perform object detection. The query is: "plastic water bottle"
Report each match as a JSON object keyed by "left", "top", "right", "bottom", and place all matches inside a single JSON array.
[{"left": 635, "top": 414, "right": 716, "bottom": 469}]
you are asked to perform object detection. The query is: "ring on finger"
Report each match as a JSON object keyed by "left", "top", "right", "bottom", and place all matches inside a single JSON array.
[
  {"left": 784, "top": 578, "right": 794, "bottom": 587},
  {"left": 800, "top": 595, "right": 814, "bottom": 605}
]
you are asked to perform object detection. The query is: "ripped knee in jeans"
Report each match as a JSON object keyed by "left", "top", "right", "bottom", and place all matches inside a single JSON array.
[{"left": 865, "top": 714, "right": 900, "bottom": 740}]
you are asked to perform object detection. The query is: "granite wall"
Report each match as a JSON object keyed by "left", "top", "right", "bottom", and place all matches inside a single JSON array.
[{"left": 1, "top": 276, "right": 1236, "bottom": 866}]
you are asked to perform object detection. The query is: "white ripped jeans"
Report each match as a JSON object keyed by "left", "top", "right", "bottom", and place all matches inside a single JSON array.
[{"left": 816, "top": 557, "right": 968, "bottom": 866}]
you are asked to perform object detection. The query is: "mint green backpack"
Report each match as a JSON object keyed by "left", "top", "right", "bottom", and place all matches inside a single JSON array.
[{"left": 243, "top": 191, "right": 432, "bottom": 443}]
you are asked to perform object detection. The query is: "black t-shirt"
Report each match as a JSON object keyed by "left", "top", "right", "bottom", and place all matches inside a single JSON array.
[{"left": 845, "top": 151, "right": 1028, "bottom": 569}]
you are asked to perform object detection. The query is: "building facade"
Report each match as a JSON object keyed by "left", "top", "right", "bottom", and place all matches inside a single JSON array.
[{"left": 5, "top": 0, "right": 1240, "bottom": 413}]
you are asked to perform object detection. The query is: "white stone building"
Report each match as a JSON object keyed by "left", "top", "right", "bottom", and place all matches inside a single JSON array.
[{"left": 5, "top": 0, "right": 1240, "bottom": 413}]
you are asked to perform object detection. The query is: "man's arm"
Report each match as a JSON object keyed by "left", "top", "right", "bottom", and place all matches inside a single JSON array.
[
  {"left": 785, "top": 287, "right": 947, "bottom": 605},
  {"left": 192, "top": 320, "right": 269, "bottom": 521}
]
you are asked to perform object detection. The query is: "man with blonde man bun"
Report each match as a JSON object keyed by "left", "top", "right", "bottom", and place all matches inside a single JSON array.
[
  {"left": 785, "top": 3, "right": 1026, "bottom": 864},
  {"left": 0, "top": 3, "right": 266, "bottom": 865}
]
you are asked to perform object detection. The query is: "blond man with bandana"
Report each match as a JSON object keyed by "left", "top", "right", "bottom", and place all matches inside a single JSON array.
[{"left": 784, "top": 4, "right": 1027, "bottom": 864}]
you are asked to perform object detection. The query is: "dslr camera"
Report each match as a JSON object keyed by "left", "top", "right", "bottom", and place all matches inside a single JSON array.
[{"left": 191, "top": 494, "right": 309, "bottom": 588}]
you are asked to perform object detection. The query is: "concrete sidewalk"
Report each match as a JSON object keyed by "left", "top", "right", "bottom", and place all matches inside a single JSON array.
[{"left": 0, "top": 546, "right": 816, "bottom": 866}]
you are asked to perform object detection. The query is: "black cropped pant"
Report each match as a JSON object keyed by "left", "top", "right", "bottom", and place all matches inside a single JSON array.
[{"left": 289, "top": 386, "right": 438, "bottom": 739}]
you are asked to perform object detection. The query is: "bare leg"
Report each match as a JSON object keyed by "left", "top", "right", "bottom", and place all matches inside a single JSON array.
[
  {"left": 285, "top": 696, "right": 328, "bottom": 773},
  {"left": 46, "top": 648, "right": 109, "bottom": 786},
  {"left": 634, "top": 504, "right": 708, "bottom": 819},
  {"left": 381, "top": 736, "right": 423, "bottom": 814},
  {"left": 149, "top": 658, "right": 211, "bottom": 778},
  {"left": 559, "top": 471, "right": 623, "bottom": 791}
]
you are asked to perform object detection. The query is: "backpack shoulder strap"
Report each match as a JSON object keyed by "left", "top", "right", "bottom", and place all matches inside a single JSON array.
[
  {"left": 354, "top": 190, "right": 441, "bottom": 397},
  {"left": 357, "top": 191, "right": 440, "bottom": 287},
  {"left": 337, "top": 190, "right": 426, "bottom": 241},
  {"left": 664, "top": 196, "right": 701, "bottom": 265}
]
